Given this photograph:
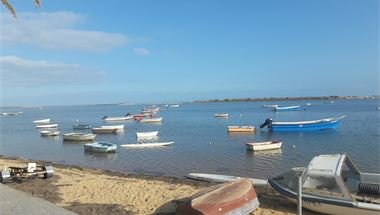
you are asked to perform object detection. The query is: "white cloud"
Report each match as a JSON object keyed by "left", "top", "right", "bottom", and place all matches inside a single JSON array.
[
  {"left": 133, "top": 48, "right": 151, "bottom": 56},
  {"left": 0, "top": 56, "right": 106, "bottom": 87},
  {"left": 0, "top": 11, "right": 128, "bottom": 51}
]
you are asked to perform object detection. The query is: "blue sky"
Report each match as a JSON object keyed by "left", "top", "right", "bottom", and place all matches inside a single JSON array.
[{"left": 0, "top": 0, "right": 378, "bottom": 106}]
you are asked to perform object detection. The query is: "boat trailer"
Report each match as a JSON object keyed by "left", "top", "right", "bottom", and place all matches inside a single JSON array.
[{"left": 0, "top": 163, "right": 54, "bottom": 183}]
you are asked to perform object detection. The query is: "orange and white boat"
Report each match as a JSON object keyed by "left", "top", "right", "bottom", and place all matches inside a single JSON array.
[{"left": 227, "top": 126, "right": 255, "bottom": 132}]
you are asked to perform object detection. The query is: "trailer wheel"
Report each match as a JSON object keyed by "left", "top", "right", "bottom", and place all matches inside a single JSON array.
[
  {"left": 43, "top": 166, "right": 54, "bottom": 179},
  {"left": 0, "top": 170, "right": 11, "bottom": 183}
]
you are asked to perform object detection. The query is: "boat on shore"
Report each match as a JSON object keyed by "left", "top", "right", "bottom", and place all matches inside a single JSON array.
[
  {"left": 227, "top": 126, "right": 255, "bottom": 132},
  {"left": 33, "top": 118, "right": 51, "bottom": 124},
  {"left": 35, "top": 123, "right": 58, "bottom": 129},
  {"left": 84, "top": 142, "right": 117, "bottom": 153},
  {"left": 214, "top": 113, "right": 229, "bottom": 118},
  {"left": 121, "top": 141, "right": 174, "bottom": 148},
  {"left": 245, "top": 140, "right": 282, "bottom": 151},
  {"left": 63, "top": 133, "right": 96, "bottom": 141},
  {"left": 186, "top": 173, "right": 268, "bottom": 186},
  {"left": 176, "top": 179, "right": 260, "bottom": 215},
  {"left": 268, "top": 154, "right": 380, "bottom": 215},
  {"left": 273, "top": 105, "right": 301, "bottom": 111},
  {"left": 136, "top": 131, "right": 158, "bottom": 139},
  {"left": 139, "top": 117, "right": 162, "bottom": 123},
  {"left": 260, "top": 116, "right": 345, "bottom": 131},
  {"left": 91, "top": 127, "right": 118, "bottom": 134},
  {"left": 40, "top": 130, "right": 60, "bottom": 136}
]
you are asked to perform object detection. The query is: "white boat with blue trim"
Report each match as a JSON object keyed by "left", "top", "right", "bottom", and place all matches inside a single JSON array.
[
  {"left": 84, "top": 142, "right": 117, "bottom": 153},
  {"left": 269, "top": 154, "right": 380, "bottom": 215}
]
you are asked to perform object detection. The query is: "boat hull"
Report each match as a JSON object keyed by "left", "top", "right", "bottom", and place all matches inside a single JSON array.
[
  {"left": 271, "top": 120, "right": 340, "bottom": 131},
  {"left": 84, "top": 142, "right": 117, "bottom": 153},
  {"left": 63, "top": 133, "right": 96, "bottom": 141},
  {"left": 121, "top": 141, "right": 174, "bottom": 147},
  {"left": 246, "top": 141, "right": 282, "bottom": 151},
  {"left": 227, "top": 126, "right": 255, "bottom": 132}
]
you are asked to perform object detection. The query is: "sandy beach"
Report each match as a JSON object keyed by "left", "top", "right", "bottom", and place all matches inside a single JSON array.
[{"left": 0, "top": 156, "right": 318, "bottom": 215}]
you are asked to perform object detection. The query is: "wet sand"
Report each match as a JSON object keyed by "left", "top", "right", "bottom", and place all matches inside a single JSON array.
[{"left": 0, "top": 156, "right": 318, "bottom": 215}]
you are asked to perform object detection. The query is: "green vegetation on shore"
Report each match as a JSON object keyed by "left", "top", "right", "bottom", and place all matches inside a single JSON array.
[{"left": 193, "top": 95, "right": 380, "bottom": 103}]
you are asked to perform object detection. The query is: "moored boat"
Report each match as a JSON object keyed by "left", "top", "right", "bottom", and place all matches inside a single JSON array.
[
  {"left": 121, "top": 141, "right": 174, "bottom": 147},
  {"left": 35, "top": 123, "right": 58, "bottom": 129},
  {"left": 91, "top": 127, "right": 118, "bottom": 134},
  {"left": 33, "top": 118, "right": 51, "bottom": 124},
  {"left": 139, "top": 117, "right": 163, "bottom": 123},
  {"left": 263, "top": 104, "right": 278, "bottom": 108},
  {"left": 227, "top": 126, "right": 255, "bottom": 132},
  {"left": 214, "top": 113, "right": 229, "bottom": 118},
  {"left": 84, "top": 141, "right": 117, "bottom": 153},
  {"left": 100, "top": 124, "right": 124, "bottom": 130},
  {"left": 176, "top": 179, "right": 260, "bottom": 215},
  {"left": 169, "top": 104, "right": 180, "bottom": 108},
  {"left": 273, "top": 105, "right": 301, "bottom": 111},
  {"left": 268, "top": 154, "right": 380, "bottom": 215},
  {"left": 260, "top": 116, "right": 346, "bottom": 131},
  {"left": 40, "top": 129, "right": 60, "bottom": 136},
  {"left": 136, "top": 131, "right": 159, "bottom": 139},
  {"left": 102, "top": 115, "right": 133, "bottom": 121},
  {"left": 73, "top": 124, "right": 91, "bottom": 129},
  {"left": 245, "top": 140, "right": 282, "bottom": 151},
  {"left": 63, "top": 133, "right": 96, "bottom": 141}
]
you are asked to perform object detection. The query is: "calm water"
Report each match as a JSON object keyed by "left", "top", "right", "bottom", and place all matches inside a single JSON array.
[{"left": 1, "top": 99, "right": 379, "bottom": 179}]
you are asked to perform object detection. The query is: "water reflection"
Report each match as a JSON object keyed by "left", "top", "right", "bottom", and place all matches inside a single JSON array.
[{"left": 84, "top": 151, "right": 118, "bottom": 160}]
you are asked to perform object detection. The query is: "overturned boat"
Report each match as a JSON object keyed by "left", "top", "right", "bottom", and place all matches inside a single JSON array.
[
  {"left": 260, "top": 116, "right": 345, "bottom": 131},
  {"left": 269, "top": 154, "right": 380, "bottom": 215}
]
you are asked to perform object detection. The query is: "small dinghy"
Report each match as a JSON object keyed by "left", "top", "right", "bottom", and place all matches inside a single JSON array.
[
  {"left": 273, "top": 105, "right": 301, "bottom": 111},
  {"left": 245, "top": 140, "right": 282, "bottom": 151},
  {"left": 35, "top": 123, "right": 58, "bottom": 129},
  {"left": 269, "top": 154, "right": 380, "bottom": 215},
  {"left": 214, "top": 113, "right": 229, "bottom": 118},
  {"left": 139, "top": 117, "right": 163, "bottom": 123},
  {"left": 227, "top": 126, "right": 255, "bottom": 132},
  {"left": 263, "top": 104, "right": 278, "bottom": 108},
  {"left": 187, "top": 173, "right": 268, "bottom": 186},
  {"left": 102, "top": 115, "right": 133, "bottom": 121},
  {"left": 176, "top": 179, "right": 260, "bottom": 215},
  {"left": 73, "top": 124, "right": 91, "bottom": 129},
  {"left": 121, "top": 141, "right": 174, "bottom": 148},
  {"left": 100, "top": 124, "right": 124, "bottom": 130},
  {"left": 84, "top": 142, "right": 117, "bottom": 153},
  {"left": 63, "top": 133, "right": 96, "bottom": 141},
  {"left": 40, "top": 130, "right": 60, "bottom": 136},
  {"left": 91, "top": 127, "right": 117, "bottom": 134},
  {"left": 136, "top": 131, "right": 159, "bottom": 139},
  {"left": 33, "top": 118, "right": 51, "bottom": 124}
]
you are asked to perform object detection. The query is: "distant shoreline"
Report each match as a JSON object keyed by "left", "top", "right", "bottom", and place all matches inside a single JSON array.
[{"left": 193, "top": 95, "right": 380, "bottom": 103}]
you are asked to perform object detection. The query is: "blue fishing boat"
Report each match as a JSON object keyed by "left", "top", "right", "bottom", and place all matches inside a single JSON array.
[
  {"left": 273, "top": 105, "right": 301, "bottom": 111},
  {"left": 260, "top": 116, "right": 345, "bottom": 131},
  {"left": 84, "top": 141, "right": 117, "bottom": 153}
]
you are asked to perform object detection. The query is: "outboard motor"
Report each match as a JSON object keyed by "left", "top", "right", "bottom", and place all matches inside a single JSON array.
[
  {"left": 102, "top": 116, "right": 107, "bottom": 119},
  {"left": 125, "top": 113, "right": 131, "bottom": 116},
  {"left": 260, "top": 118, "right": 273, "bottom": 128}
]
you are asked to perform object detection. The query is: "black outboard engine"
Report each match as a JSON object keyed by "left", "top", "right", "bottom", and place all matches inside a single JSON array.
[
  {"left": 102, "top": 116, "right": 107, "bottom": 119},
  {"left": 125, "top": 113, "right": 131, "bottom": 116},
  {"left": 260, "top": 118, "right": 273, "bottom": 128}
]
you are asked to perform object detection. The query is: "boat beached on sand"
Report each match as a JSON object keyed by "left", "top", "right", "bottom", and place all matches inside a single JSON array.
[
  {"left": 245, "top": 140, "right": 282, "bottom": 151},
  {"left": 269, "top": 154, "right": 380, "bottom": 215},
  {"left": 260, "top": 116, "right": 346, "bottom": 131}
]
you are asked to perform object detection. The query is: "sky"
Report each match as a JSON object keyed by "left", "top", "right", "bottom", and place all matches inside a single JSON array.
[{"left": 0, "top": 0, "right": 378, "bottom": 106}]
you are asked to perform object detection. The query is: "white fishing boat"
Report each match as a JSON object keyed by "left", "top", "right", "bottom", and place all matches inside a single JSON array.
[
  {"left": 263, "top": 104, "right": 278, "bottom": 108},
  {"left": 169, "top": 104, "right": 180, "bottom": 108},
  {"left": 1, "top": 112, "right": 19, "bottom": 116},
  {"left": 273, "top": 105, "right": 301, "bottom": 111},
  {"left": 186, "top": 173, "right": 268, "bottom": 187},
  {"left": 73, "top": 124, "right": 91, "bottom": 129},
  {"left": 269, "top": 154, "right": 380, "bottom": 215},
  {"left": 35, "top": 123, "right": 58, "bottom": 129},
  {"left": 136, "top": 131, "right": 159, "bottom": 139},
  {"left": 121, "top": 141, "right": 174, "bottom": 148},
  {"left": 84, "top": 142, "right": 117, "bottom": 153},
  {"left": 139, "top": 117, "right": 163, "bottom": 123},
  {"left": 33, "top": 118, "right": 51, "bottom": 124},
  {"left": 245, "top": 140, "right": 282, "bottom": 151},
  {"left": 227, "top": 126, "right": 255, "bottom": 132},
  {"left": 91, "top": 127, "right": 117, "bottom": 134},
  {"left": 63, "top": 133, "right": 96, "bottom": 141},
  {"left": 40, "top": 130, "right": 60, "bottom": 136},
  {"left": 214, "top": 113, "right": 229, "bottom": 118},
  {"left": 100, "top": 124, "right": 124, "bottom": 130},
  {"left": 102, "top": 115, "right": 133, "bottom": 121}
]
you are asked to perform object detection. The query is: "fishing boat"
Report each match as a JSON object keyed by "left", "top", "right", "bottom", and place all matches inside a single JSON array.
[
  {"left": 176, "top": 179, "right": 260, "bottom": 214},
  {"left": 100, "top": 125, "right": 124, "bottom": 130},
  {"left": 136, "top": 131, "right": 159, "bottom": 139},
  {"left": 73, "top": 124, "right": 91, "bottom": 129},
  {"left": 273, "top": 105, "right": 301, "bottom": 111},
  {"left": 268, "top": 154, "right": 380, "bottom": 215},
  {"left": 186, "top": 173, "right": 268, "bottom": 186},
  {"left": 139, "top": 117, "right": 163, "bottom": 123},
  {"left": 245, "top": 140, "right": 282, "bottom": 151},
  {"left": 40, "top": 130, "right": 60, "bottom": 136},
  {"left": 121, "top": 141, "right": 174, "bottom": 148},
  {"left": 35, "top": 123, "right": 58, "bottom": 129},
  {"left": 169, "top": 104, "right": 180, "bottom": 108},
  {"left": 84, "top": 142, "right": 117, "bottom": 153},
  {"left": 260, "top": 116, "right": 346, "bottom": 131},
  {"left": 63, "top": 133, "right": 96, "bottom": 141},
  {"left": 214, "top": 113, "right": 229, "bottom": 118},
  {"left": 263, "top": 104, "right": 279, "bottom": 108},
  {"left": 102, "top": 115, "right": 133, "bottom": 121},
  {"left": 227, "top": 126, "right": 255, "bottom": 132},
  {"left": 91, "top": 127, "right": 117, "bottom": 134},
  {"left": 33, "top": 118, "right": 51, "bottom": 124},
  {"left": 1, "top": 112, "right": 19, "bottom": 116}
]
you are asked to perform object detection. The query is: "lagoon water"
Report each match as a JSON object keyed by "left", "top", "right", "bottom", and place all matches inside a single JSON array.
[{"left": 1, "top": 99, "right": 379, "bottom": 179}]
